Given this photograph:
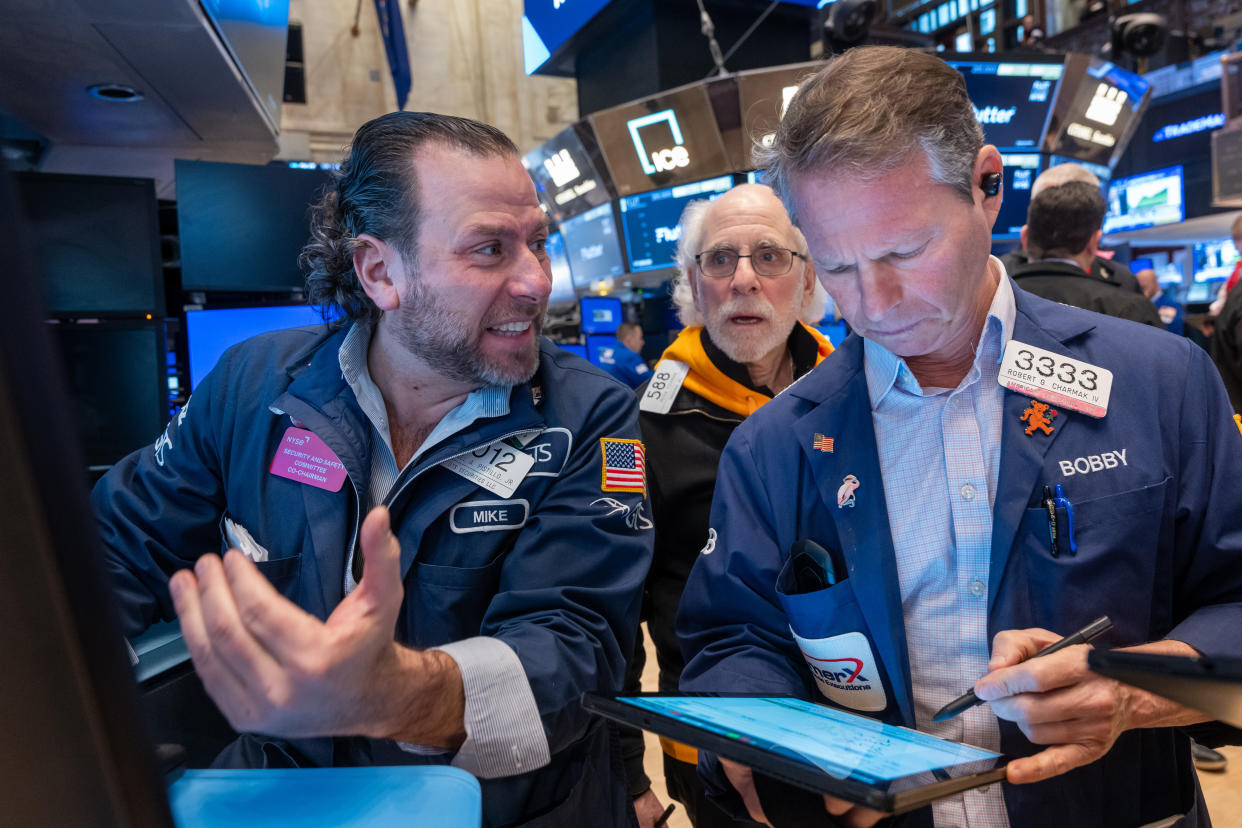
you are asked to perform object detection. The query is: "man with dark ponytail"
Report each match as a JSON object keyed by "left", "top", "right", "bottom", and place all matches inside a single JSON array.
[{"left": 94, "top": 112, "right": 653, "bottom": 827}]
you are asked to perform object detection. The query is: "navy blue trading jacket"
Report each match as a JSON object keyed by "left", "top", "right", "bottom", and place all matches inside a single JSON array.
[
  {"left": 94, "top": 325, "right": 652, "bottom": 828},
  {"left": 679, "top": 285, "right": 1242, "bottom": 828}
]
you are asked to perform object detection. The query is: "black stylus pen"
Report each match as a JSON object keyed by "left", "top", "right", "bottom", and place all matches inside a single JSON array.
[{"left": 931, "top": 615, "right": 1113, "bottom": 723}]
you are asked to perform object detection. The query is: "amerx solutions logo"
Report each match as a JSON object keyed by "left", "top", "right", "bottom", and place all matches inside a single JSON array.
[{"left": 628, "top": 109, "right": 690, "bottom": 175}]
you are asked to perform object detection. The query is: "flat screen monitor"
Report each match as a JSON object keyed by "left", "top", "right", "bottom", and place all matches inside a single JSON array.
[
  {"left": 588, "top": 84, "right": 731, "bottom": 196},
  {"left": 51, "top": 322, "right": 168, "bottom": 470},
  {"left": 560, "top": 202, "right": 625, "bottom": 286},
  {"left": 585, "top": 333, "right": 620, "bottom": 366},
  {"left": 523, "top": 124, "right": 611, "bottom": 222},
  {"left": 15, "top": 173, "right": 164, "bottom": 317},
  {"left": 185, "top": 305, "right": 338, "bottom": 390},
  {"left": 1184, "top": 280, "right": 1221, "bottom": 303},
  {"left": 993, "top": 153, "right": 1043, "bottom": 239},
  {"left": 580, "top": 296, "right": 624, "bottom": 335},
  {"left": 522, "top": 0, "right": 614, "bottom": 74},
  {"left": 1103, "top": 166, "right": 1185, "bottom": 235},
  {"left": 545, "top": 231, "right": 577, "bottom": 305},
  {"left": 1050, "top": 155, "right": 1112, "bottom": 185},
  {"left": 558, "top": 343, "right": 587, "bottom": 358},
  {"left": 945, "top": 58, "right": 1064, "bottom": 150},
  {"left": 620, "top": 175, "right": 734, "bottom": 272},
  {"left": 1193, "top": 239, "right": 1240, "bottom": 282},
  {"left": 176, "top": 160, "right": 333, "bottom": 293},
  {"left": 1051, "top": 58, "right": 1151, "bottom": 168}
]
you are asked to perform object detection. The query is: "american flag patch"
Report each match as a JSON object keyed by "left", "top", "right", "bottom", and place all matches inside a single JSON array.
[
  {"left": 812, "top": 433, "right": 834, "bottom": 453},
  {"left": 600, "top": 438, "right": 646, "bottom": 493}
]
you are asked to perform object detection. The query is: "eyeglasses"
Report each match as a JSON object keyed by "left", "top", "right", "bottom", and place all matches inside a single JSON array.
[{"left": 694, "top": 245, "right": 807, "bottom": 279}]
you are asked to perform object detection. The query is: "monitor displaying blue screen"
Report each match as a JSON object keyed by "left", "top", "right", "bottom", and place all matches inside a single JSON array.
[
  {"left": 560, "top": 202, "right": 625, "bottom": 286},
  {"left": 546, "top": 232, "right": 576, "bottom": 305},
  {"left": 585, "top": 334, "right": 620, "bottom": 367},
  {"left": 580, "top": 296, "right": 624, "bottom": 335},
  {"left": 522, "top": 0, "right": 613, "bottom": 74},
  {"left": 946, "top": 60, "right": 1064, "bottom": 150},
  {"left": 1193, "top": 239, "right": 1240, "bottom": 282},
  {"left": 185, "top": 305, "right": 339, "bottom": 390},
  {"left": 558, "top": 343, "right": 588, "bottom": 359},
  {"left": 993, "top": 153, "right": 1042, "bottom": 239},
  {"left": 1103, "top": 166, "right": 1185, "bottom": 235},
  {"left": 620, "top": 175, "right": 734, "bottom": 272}
]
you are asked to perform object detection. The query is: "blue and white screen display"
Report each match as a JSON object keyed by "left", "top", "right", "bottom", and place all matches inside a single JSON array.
[
  {"left": 546, "top": 231, "right": 577, "bottom": 305},
  {"left": 946, "top": 60, "right": 1064, "bottom": 150},
  {"left": 1103, "top": 166, "right": 1185, "bottom": 235},
  {"left": 561, "top": 202, "right": 626, "bottom": 286},
  {"left": 620, "top": 175, "right": 733, "bottom": 272},
  {"left": 1193, "top": 239, "right": 1240, "bottom": 282},
  {"left": 993, "top": 153, "right": 1042, "bottom": 239},
  {"left": 618, "top": 696, "right": 999, "bottom": 785},
  {"left": 186, "top": 305, "right": 339, "bottom": 390},
  {"left": 523, "top": 0, "right": 613, "bottom": 74}
]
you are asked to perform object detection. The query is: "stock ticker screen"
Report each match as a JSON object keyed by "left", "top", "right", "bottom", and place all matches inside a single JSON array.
[
  {"left": 947, "top": 59, "right": 1064, "bottom": 150},
  {"left": 620, "top": 175, "right": 734, "bottom": 272},
  {"left": 560, "top": 202, "right": 626, "bottom": 286}
]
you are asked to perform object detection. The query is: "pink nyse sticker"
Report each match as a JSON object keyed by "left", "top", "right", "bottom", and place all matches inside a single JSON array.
[{"left": 269, "top": 427, "right": 347, "bottom": 492}]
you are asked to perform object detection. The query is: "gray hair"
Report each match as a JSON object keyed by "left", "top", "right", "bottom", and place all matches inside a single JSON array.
[
  {"left": 1030, "top": 162, "right": 1100, "bottom": 199},
  {"left": 756, "top": 46, "right": 984, "bottom": 224},
  {"left": 670, "top": 191, "right": 828, "bottom": 328}
]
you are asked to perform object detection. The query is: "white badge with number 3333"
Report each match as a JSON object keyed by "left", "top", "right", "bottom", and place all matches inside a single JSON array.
[{"left": 998, "top": 340, "right": 1113, "bottom": 418}]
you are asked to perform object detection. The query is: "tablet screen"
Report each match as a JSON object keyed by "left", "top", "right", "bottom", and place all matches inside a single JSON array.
[{"left": 617, "top": 696, "right": 999, "bottom": 785}]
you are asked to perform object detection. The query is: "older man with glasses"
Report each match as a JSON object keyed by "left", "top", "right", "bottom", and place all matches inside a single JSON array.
[{"left": 620, "top": 183, "right": 835, "bottom": 828}]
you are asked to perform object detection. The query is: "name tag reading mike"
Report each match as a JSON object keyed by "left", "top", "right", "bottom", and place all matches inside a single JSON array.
[
  {"left": 443, "top": 438, "right": 535, "bottom": 498},
  {"left": 999, "top": 340, "right": 1113, "bottom": 418}
]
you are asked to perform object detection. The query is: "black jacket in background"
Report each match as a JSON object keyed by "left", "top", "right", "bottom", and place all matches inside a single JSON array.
[
  {"left": 1010, "top": 260, "right": 1164, "bottom": 328},
  {"left": 1212, "top": 285, "right": 1242, "bottom": 414},
  {"left": 1000, "top": 248, "right": 1144, "bottom": 295}
]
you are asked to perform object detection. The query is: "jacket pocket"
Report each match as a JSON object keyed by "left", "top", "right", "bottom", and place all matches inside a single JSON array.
[
  {"left": 218, "top": 514, "right": 302, "bottom": 593},
  {"left": 774, "top": 556, "right": 893, "bottom": 715},
  {"left": 406, "top": 555, "right": 507, "bottom": 643}
]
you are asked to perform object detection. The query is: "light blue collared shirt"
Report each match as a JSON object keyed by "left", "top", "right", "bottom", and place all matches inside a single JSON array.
[
  {"left": 336, "top": 322, "right": 550, "bottom": 779},
  {"left": 863, "top": 261, "right": 1015, "bottom": 828}
]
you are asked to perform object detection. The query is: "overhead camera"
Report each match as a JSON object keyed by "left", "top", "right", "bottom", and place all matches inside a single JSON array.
[
  {"left": 1111, "top": 13, "right": 1168, "bottom": 59},
  {"left": 823, "top": 0, "right": 877, "bottom": 52}
]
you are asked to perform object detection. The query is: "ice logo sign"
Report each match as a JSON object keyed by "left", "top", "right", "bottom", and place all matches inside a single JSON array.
[{"left": 628, "top": 109, "right": 690, "bottom": 175}]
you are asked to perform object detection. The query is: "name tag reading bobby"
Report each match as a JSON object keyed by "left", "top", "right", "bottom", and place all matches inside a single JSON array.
[
  {"left": 999, "top": 340, "right": 1113, "bottom": 418},
  {"left": 639, "top": 359, "right": 690, "bottom": 415},
  {"left": 442, "top": 438, "right": 535, "bottom": 498}
]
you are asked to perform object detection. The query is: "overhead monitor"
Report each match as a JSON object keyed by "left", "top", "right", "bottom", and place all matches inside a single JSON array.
[
  {"left": 184, "top": 305, "right": 339, "bottom": 391},
  {"left": 589, "top": 84, "right": 731, "bottom": 196},
  {"left": 1051, "top": 58, "right": 1151, "bottom": 168},
  {"left": 1103, "top": 166, "right": 1185, "bottom": 235},
  {"left": 1193, "top": 239, "right": 1240, "bottom": 282},
  {"left": 620, "top": 175, "right": 734, "bottom": 272},
  {"left": 545, "top": 231, "right": 576, "bottom": 305},
  {"left": 51, "top": 322, "right": 168, "bottom": 470},
  {"left": 993, "top": 153, "right": 1043, "bottom": 239},
  {"left": 580, "top": 295, "right": 624, "bottom": 335},
  {"left": 523, "top": 124, "right": 612, "bottom": 222},
  {"left": 737, "top": 62, "right": 820, "bottom": 163},
  {"left": 176, "top": 160, "right": 333, "bottom": 293},
  {"left": 944, "top": 58, "right": 1064, "bottom": 150},
  {"left": 560, "top": 202, "right": 625, "bottom": 286},
  {"left": 522, "top": 0, "right": 614, "bottom": 75},
  {"left": 15, "top": 173, "right": 164, "bottom": 317},
  {"left": 1050, "top": 155, "right": 1112, "bottom": 185}
]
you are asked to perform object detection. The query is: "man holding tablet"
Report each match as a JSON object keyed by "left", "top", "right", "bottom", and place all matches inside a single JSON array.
[{"left": 677, "top": 47, "right": 1242, "bottom": 828}]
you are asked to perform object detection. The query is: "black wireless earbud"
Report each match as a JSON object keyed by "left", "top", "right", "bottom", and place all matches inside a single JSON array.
[{"left": 981, "top": 172, "right": 1002, "bottom": 196}]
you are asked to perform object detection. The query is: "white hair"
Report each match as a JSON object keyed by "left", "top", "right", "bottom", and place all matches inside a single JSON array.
[
  {"left": 670, "top": 191, "right": 829, "bottom": 328},
  {"left": 1030, "top": 163, "right": 1101, "bottom": 199}
]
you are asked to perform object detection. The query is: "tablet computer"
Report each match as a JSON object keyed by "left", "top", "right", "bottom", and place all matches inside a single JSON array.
[
  {"left": 1088, "top": 650, "right": 1242, "bottom": 729},
  {"left": 583, "top": 693, "right": 1007, "bottom": 814}
]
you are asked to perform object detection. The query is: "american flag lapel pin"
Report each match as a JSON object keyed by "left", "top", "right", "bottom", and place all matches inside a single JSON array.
[{"left": 812, "top": 433, "right": 834, "bottom": 453}]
